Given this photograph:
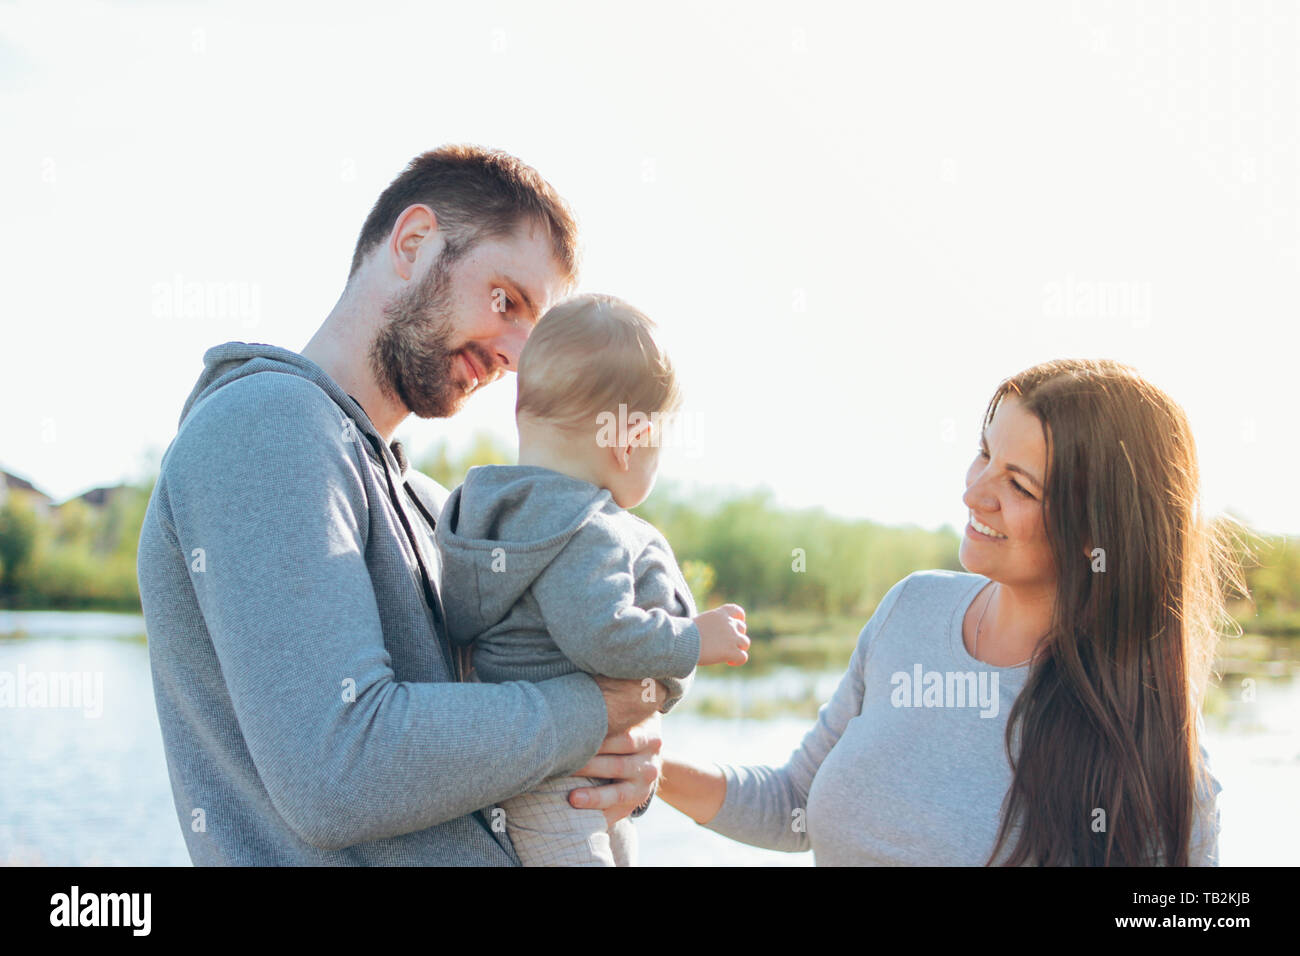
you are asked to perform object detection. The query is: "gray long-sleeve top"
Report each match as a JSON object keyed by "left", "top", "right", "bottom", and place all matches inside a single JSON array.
[
  {"left": 137, "top": 342, "right": 607, "bottom": 864},
  {"left": 702, "top": 570, "right": 1223, "bottom": 865},
  {"left": 435, "top": 465, "right": 699, "bottom": 713}
]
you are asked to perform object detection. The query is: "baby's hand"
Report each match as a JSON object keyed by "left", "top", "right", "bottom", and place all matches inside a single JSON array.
[{"left": 695, "top": 604, "right": 750, "bottom": 666}]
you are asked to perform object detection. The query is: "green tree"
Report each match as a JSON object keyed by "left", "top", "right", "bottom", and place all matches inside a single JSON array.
[
  {"left": 415, "top": 433, "right": 516, "bottom": 489},
  {"left": 0, "top": 498, "right": 39, "bottom": 598}
]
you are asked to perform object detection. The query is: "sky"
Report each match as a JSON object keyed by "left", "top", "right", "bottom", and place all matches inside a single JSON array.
[{"left": 1, "top": 0, "right": 1297, "bottom": 535}]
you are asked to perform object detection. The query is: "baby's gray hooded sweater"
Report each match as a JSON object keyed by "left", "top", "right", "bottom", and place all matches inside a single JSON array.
[{"left": 435, "top": 465, "right": 699, "bottom": 712}]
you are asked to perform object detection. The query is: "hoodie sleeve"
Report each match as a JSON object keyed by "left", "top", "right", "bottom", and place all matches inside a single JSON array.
[
  {"left": 530, "top": 515, "right": 701, "bottom": 694},
  {"left": 159, "top": 374, "right": 607, "bottom": 851}
]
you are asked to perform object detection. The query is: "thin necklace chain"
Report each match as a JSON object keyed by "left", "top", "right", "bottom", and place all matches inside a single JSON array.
[{"left": 972, "top": 583, "right": 1034, "bottom": 668}]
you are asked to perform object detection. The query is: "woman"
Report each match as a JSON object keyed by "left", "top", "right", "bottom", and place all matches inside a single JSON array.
[{"left": 659, "top": 359, "right": 1243, "bottom": 865}]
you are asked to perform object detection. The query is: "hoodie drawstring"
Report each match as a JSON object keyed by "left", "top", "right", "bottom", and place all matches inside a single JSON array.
[{"left": 365, "top": 433, "right": 463, "bottom": 683}]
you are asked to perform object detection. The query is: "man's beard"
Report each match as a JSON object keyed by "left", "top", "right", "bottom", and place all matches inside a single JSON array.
[{"left": 368, "top": 240, "right": 490, "bottom": 419}]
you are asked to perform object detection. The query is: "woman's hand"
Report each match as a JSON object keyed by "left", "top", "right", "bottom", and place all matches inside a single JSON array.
[{"left": 568, "top": 711, "right": 664, "bottom": 827}]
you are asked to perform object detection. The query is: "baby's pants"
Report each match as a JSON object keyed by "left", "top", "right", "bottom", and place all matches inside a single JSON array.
[{"left": 499, "top": 774, "right": 637, "bottom": 867}]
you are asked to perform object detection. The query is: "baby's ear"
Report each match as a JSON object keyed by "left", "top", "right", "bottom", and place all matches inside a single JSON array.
[
  {"left": 608, "top": 433, "right": 632, "bottom": 471},
  {"left": 626, "top": 412, "right": 654, "bottom": 449}
]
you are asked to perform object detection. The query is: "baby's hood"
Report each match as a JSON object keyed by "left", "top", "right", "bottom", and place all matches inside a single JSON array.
[{"left": 434, "top": 464, "right": 615, "bottom": 646}]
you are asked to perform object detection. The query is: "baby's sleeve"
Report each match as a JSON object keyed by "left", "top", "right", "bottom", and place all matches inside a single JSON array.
[
  {"left": 530, "top": 516, "right": 701, "bottom": 688},
  {"left": 630, "top": 533, "right": 701, "bottom": 712}
]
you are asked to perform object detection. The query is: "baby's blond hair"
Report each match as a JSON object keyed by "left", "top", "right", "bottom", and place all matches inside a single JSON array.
[{"left": 516, "top": 293, "right": 682, "bottom": 434}]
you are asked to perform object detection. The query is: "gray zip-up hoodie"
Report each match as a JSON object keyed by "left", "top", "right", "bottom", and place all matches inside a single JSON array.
[
  {"left": 435, "top": 465, "right": 700, "bottom": 713},
  {"left": 137, "top": 342, "right": 607, "bottom": 865}
]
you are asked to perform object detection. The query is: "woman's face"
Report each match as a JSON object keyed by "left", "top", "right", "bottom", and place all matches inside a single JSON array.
[{"left": 959, "top": 395, "right": 1056, "bottom": 591}]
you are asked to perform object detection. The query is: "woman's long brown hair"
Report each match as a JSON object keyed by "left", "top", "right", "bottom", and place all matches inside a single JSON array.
[{"left": 984, "top": 359, "right": 1246, "bottom": 866}]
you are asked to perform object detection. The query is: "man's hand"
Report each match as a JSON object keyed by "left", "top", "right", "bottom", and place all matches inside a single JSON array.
[
  {"left": 593, "top": 673, "right": 666, "bottom": 735},
  {"left": 568, "top": 707, "right": 663, "bottom": 827}
]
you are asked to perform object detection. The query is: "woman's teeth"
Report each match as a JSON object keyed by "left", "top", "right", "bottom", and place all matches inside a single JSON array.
[{"left": 971, "top": 516, "right": 1007, "bottom": 539}]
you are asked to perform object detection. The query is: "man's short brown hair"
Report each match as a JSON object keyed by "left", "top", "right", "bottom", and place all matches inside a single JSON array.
[{"left": 349, "top": 144, "right": 580, "bottom": 285}]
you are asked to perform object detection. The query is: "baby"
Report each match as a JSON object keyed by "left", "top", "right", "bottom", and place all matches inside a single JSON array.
[{"left": 434, "top": 292, "right": 749, "bottom": 866}]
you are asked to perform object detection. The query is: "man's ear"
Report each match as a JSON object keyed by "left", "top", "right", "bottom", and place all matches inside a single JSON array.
[{"left": 388, "top": 204, "right": 438, "bottom": 281}]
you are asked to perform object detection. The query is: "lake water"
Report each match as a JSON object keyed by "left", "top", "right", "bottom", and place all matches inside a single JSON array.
[{"left": 1, "top": 610, "right": 1296, "bottom": 866}]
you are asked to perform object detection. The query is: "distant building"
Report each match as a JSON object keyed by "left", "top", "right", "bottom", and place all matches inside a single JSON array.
[
  {"left": 64, "top": 485, "right": 129, "bottom": 510},
  {"left": 0, "top": 471, "right": 134, "bottom": 518},
  {"left": 0, "top": 469, "right": 55, "bottom": 517}
]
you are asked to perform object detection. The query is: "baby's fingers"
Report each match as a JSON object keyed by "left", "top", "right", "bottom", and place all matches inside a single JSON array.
[{"left": 728, "top": 633, "right": 751, "bottom": 666}]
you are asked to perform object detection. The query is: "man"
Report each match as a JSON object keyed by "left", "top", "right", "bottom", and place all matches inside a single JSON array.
[{"left": 137, "top": 145, "right": 664, "bottom": 864}]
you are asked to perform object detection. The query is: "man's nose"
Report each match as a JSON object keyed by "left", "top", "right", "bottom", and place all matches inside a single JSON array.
[{"left": 492, "top": 323, "right": 530, "bottom": 373}]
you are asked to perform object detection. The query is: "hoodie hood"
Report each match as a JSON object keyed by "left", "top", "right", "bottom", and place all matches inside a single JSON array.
[
  {"left": 179, "top": 341, "right": 404, "bottom": 477},
  {"left": 435, "top": 465, "right": 616, "bottom": 647},
  {"left": 178, "top": 342, "right": 466, "bottom": 680}
]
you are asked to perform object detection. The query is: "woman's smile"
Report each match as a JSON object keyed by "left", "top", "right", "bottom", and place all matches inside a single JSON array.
[{"left": 967, "top": 514, "right": 1007, "bottom": 540}]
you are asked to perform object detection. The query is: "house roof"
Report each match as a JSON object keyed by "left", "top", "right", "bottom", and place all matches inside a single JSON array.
[{"left": 1, "top": 469, "right": 53, "bottom": 503}]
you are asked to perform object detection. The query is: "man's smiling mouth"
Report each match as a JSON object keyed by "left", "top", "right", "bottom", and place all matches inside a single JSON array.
[{"left": 458, "top": 352, "right": 479, "bottom": 389}]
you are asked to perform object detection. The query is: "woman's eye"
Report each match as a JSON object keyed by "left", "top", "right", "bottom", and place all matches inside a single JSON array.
[{"left": 1011, "top": 480, "right": 1034, "bottom": 498}]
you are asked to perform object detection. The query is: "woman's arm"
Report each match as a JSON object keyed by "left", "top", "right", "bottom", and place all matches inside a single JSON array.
[
  {"left": 658, "top": 755, "right": 727, "bottom": 824},
  {"left": 654, "top": 575, "right": 913, "bottom": 853}
]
